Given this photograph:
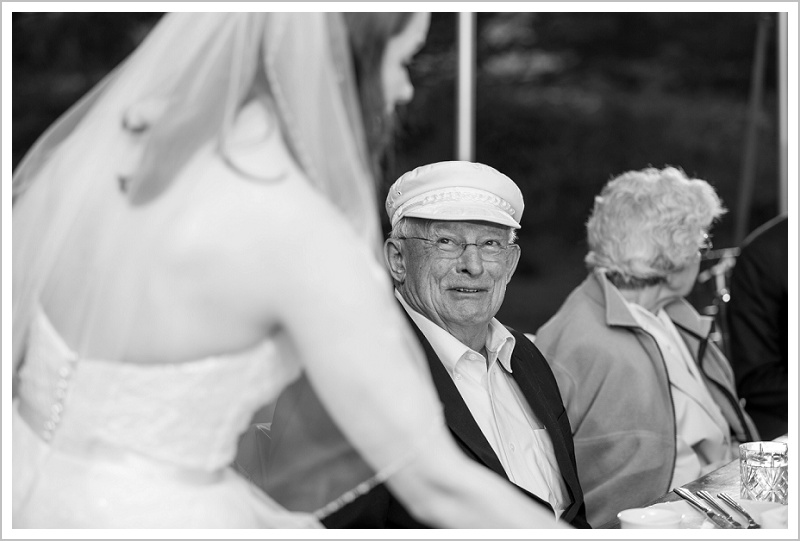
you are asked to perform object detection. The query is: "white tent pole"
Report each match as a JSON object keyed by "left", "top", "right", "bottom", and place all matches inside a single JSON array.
[
  {"left": 778, "top": 12, "right": 788, "bottom": 216},
  {"left": 456, "top": 12, "right": 476, "bottom": 162}
]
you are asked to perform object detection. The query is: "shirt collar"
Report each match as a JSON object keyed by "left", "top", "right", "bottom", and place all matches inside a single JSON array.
[
  {"left": 626, "top": 299, "right": 666, "bottom": 330},
  {"left": 394, "top": 290, "right": 516, "bottom": 375}
]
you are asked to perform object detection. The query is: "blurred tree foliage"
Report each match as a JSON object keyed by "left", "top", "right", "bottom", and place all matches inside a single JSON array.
[
  {"left": 394, "top": 12, "right": 779, "bottom": 243},
  {"left": 12, "top": 11, "right": 782, "bottom": 330},
  {"left": 12, "top": 12, "right": 163, "bottom": 165}
]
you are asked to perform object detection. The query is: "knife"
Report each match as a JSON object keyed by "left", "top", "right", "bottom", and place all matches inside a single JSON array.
[
  {"left": 673, "top": 487, "right": 736, "bottom": 529},
  {"left": 696, "top": 490, "right": 743, "bottom": 528}
]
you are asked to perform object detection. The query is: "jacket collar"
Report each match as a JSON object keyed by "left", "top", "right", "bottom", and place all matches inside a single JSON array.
[
  {"left": 404, "top": 313, "right": 509, "bottom": 478},
  {"left": 587, "top": 269, "right": 713, "bottom": 339}
]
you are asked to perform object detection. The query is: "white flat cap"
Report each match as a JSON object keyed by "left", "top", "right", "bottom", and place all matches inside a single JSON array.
[{"left": 385, "top": 161, "right": 524, "bottom": 228}]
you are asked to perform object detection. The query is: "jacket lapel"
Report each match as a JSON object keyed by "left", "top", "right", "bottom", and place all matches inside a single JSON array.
[
  {"left": 405, "top": 318, "right": 509, "bottom": 478},
  {"left": 508, "top": 329, "right": 584, "bottom": 522},
  {"left": 664, "top": 356, "right": 728, "bottom": 425}
]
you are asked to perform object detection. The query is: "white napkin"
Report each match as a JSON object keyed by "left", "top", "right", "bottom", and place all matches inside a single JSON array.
[{"left": 759, "top": 505, "right": 788, "bottom": 528}]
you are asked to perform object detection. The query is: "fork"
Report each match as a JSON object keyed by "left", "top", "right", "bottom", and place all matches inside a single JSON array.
[{"left": 717, "top": 492, "right": 762, "bottom": 529}]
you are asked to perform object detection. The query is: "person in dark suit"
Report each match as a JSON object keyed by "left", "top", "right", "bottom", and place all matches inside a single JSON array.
[
  {"left": 727, "top": 215, "right": 788, "bottom": 440},
  {"left": 307, "top": 161, "right": 587, "bottom": 528}
]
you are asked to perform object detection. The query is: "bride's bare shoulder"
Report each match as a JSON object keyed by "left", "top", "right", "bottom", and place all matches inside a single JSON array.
[
  {"left": 163, "top": 135, "right": 356, "bottom": 273},
  {"left": 154, "top": 98, "right": 373, "bottom": 314},
  {"left": 203, "top": 98, "right": 350, "bottom": 229}
]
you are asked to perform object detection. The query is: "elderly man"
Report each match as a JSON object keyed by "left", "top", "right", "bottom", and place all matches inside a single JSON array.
[
  {"left": 377, "top": 161, "right": 587, "bottom": 527},
  {"left": 320, "top": 161, "right": 587, "bottom": 528}
]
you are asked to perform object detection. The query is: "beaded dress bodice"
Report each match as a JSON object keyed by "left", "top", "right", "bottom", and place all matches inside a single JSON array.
[{"left": 16, "top": 305, "right": 300, "bottom": 471}]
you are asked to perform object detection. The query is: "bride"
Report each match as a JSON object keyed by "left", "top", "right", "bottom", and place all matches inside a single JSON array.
[{"left": 12, "top": 12, "right": 570, "bottom": 529}]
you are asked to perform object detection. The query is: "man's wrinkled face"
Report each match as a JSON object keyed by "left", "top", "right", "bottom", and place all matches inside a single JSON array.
[{"left": 396, "top": 220, "right": 520, "bottom": 334}]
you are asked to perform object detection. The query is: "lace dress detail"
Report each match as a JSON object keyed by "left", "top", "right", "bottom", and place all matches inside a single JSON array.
[{"left": 12, "top": 306, "right": 320, "bottom": 528}]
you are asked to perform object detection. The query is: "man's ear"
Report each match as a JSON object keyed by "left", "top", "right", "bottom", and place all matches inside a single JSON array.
[
  {"left": 505, "top": 244, "right": 521, "bottom": 284},
  {"left": 384, "top": 238, "right": 407, "bottom": 284}
]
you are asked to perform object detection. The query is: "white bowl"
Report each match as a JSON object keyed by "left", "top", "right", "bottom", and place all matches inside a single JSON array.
[{"left": 618, "top": 507, "right": 683, "bottom": 529}]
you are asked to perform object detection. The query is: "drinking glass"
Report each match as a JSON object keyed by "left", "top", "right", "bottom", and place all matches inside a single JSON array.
[{"left": 739, "top": 441, "right": 788, "bottom": 504}]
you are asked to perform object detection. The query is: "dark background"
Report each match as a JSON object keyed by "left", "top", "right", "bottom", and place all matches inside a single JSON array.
[{"left": 12, "top": 11, "right": 783, "bottom": 335}]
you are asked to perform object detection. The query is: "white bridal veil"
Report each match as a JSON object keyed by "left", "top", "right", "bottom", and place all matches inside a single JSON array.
[{"left": 13, "top": 12, "right": 438, "bottom": 520}]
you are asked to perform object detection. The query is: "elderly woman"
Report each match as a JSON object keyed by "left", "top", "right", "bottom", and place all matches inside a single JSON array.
[{"left": 535, "top": 166, "right": 758, "bottom": 527}]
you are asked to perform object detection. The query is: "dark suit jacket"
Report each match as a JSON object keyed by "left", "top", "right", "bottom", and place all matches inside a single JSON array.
[
  {"left": 727, "top": 215, "right": 788, "bottom": 440},
  {"left": 316, "top": 312, "right": 589, "bottom": 528}
]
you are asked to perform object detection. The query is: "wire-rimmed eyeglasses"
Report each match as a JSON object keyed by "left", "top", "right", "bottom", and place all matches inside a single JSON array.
[
  {"left": 398, "top": 236, "right": 518, "bottom": 261},
  {"left": 700, "top": 233, "right": 713, "bottom": 256}
]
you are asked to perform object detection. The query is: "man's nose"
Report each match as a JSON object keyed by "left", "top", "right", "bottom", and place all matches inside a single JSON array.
[{"left": 456, "top": 244, "right": 485, "bottom": 274}]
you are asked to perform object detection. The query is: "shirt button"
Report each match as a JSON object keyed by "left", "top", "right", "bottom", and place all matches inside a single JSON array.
[
  {"left": 455, "top": 373, "right": 463, "bottom": 380},
  {"left": 509, "top": 443, "right": 516, "bottom": 452}
]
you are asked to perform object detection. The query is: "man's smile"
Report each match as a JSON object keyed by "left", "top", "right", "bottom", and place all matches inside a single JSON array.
[{"left": 448, "top": 286, "right": 489, "bottom": 294}]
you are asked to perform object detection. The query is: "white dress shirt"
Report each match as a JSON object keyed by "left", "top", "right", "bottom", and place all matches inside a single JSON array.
[
  {"left": 628, "top": 302, "right": 733, "bottom": 487},
  {"left": 396, "top": 291, "right": 569, "bottom": 518}
]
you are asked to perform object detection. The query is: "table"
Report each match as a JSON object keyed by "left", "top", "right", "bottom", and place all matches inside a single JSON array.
[
  {"left": 598, "top": 460, "right": 741, "bottom": 528},
  {"left": 598, "top": 434, "right": 788, "bottom": 529}
]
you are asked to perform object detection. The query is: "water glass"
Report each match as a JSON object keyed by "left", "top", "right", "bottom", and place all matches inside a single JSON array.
[{"left": 739, "top": 441, "right": 788, "bottom": 504}]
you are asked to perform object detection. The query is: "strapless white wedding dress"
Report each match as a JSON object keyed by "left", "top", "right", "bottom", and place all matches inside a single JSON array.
[{"left": 12, "top": 306, "right": 321, "bottom": 528}]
